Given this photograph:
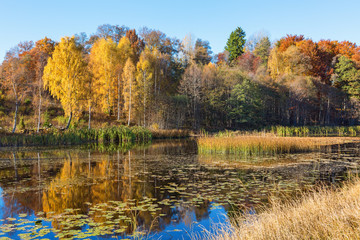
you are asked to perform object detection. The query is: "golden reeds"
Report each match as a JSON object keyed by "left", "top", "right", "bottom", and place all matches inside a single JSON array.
[
  {"left": 201, "top": 179, "right": 360, "bottom": 240},
  {"left": 198, "top": 136, "right": 360, "bottom": 157}
]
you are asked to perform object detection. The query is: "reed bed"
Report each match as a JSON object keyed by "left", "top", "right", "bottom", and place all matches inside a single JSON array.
[
  {"left": 198, "top": 136, "right": 360, "bottom": 157},
  {"left": 211, "top": 126, "right": 360, "bottom": 138},
  {"left": 201, "top": 179, "right": 360, "bottom": 240},
  {"left": 268, "top": 125, "right": 360, "bottom": 137},
  {"left": 0, "top": 126, "right": 152, "bottom": 147}
]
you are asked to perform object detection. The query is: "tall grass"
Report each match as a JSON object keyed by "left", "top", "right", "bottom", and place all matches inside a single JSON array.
[
  {"left": 201, "top": 179, "right": 360, "bottom": 240},
  {"left": 211, "top": 126, "right": 360, "bottom": 138},
  {"left": 268, "top": 125, "right": 360, "bottom": 137},
  {"left": 198, "top": 136, "right": 359, "bottom": 157},
  {"left": 0, "top": 126, "right": 152, "bottom": 147}
]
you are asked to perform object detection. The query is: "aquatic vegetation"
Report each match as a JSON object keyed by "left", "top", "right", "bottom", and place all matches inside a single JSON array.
[
  {"left": 0, "top": 126, "right": 151, "bottom": 147},
  {"left": 198, "top": 135, "right": 360, "bottom": 157},
  {"left": 211, "top": 126, "right": 360, "bottom": 138},
  {"left": 268, "top": 125, "right": 360, "bottom": 137},
  {"left": 201, "top": 178, "right": 360, "bottom": 240}
]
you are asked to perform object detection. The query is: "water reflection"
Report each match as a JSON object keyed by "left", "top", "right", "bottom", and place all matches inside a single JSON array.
[{"left": 0, "top": 140, "right": 359, "bottom": 239}]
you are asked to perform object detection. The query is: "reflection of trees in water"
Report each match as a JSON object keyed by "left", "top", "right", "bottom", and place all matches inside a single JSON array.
[
  {"left": 0, "top": 141, "right": 216, "bottom": 236},
  {"left": 38, "top": 147, "right": 210, "bottom": 234},
  {"left": 0, "top": 151, "right": 50, "bottom": 219}
]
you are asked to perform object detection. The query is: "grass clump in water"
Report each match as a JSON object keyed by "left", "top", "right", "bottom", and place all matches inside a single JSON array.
[{"left": 198, "top": 135, "right": 359, "bottom": 157}]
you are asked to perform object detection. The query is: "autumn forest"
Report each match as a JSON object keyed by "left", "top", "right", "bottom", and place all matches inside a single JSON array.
[{"left": 1, "top": 24, "right": 360, "bottom": 133}]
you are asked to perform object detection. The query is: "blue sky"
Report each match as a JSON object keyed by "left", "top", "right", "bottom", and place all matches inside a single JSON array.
[{"left": 0, "top": 0, "right": 359, "bottom": 60}]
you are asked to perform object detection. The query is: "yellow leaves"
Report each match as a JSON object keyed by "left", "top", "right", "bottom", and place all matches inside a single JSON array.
[
  {"left": 43, "top": 36, "right": 88, "bottom": 117},
  {"left": 123, "top": 58, "right": 136, "bottom": 123},
  {"left": 134, "top": 48, "right": 155, "bottom": 124},
  {"left": 89, "top": 38, "right": 119, "bottom": 113},
  {"left": 118, "top": 37, "right": 133, "bottom": 64},
  {"left": 268, "top": 46, "right": 311, "bottom": 83},
  {"left": 90, "top": 37, "right": 134, "bottom": 115}
]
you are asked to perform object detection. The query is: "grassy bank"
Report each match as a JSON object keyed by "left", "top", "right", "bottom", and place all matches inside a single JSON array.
[
  {"left": 198, "top": 135, "right": 360, "bottom": 157},
  {"left": 202, "top": 179, "right": 360, "bottom": 240},
  {"left": 0, "top": 126, "right": 152, "bottom": 147}
]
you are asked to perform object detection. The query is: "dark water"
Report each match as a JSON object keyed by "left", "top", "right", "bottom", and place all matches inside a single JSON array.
[{"left": 0, "top": 139, "right": 359, "bottom": 239}]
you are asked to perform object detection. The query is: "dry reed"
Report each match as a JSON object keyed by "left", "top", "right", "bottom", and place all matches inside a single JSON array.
[
  {"left": 198, "top": 136, "right": 360, "bottom": 156},
  {"left": 201, "top": 179, "right": 360, "bottom": 240}
]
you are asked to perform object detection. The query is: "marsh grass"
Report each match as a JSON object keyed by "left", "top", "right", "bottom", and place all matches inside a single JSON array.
[
  {"left": 198, "top": 135, "right": 360, "bottom": 157},
  {"left": 201, "top": 179, "right": 360, "bottom": 240},
  {"left": 269, "top": 125, "right": 360, "bottom": 137}
]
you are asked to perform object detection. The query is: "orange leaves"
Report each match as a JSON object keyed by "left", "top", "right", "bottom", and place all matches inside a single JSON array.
[
  {"left": 277, "top": 34, "right": 305, "bottom": 52},
  {"left": 337, "top": 41, "right": 357, "bottom": 58},
  {"left": 34, "top": 37, "right": 55, "bottom": 56},
  {"left": 275, "top": 35, "right": 360, "bottom": 83}
]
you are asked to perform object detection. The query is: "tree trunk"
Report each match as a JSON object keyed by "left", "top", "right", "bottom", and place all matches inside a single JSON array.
[
  {"left": 65, "top": 112, "right": 72, "bottom": 130},
  {"left": 154, "top": 68, "right": 157, "bottom": 96},
  {"left": 128, "top": 78, "right": 132, "bottom": 126},
  {"left": 326, "top": 95, "right": 330, "bottom": 125},
  {"left": 88, "top": 102, "right": 91, "bottom": 130},
  {"left": 143, "top": 71, "right": 146, "bottom": 127},
  {"left": 12, "top": 102, "right": 19, "bottom": 133},
  {"left": 296, "top": 103, "right": 300, "bottom": 126},
  {"left": 37, "top": 86, "right": 42, "bottom": 133},
  {"left": 117, "top": 74, "right": 121, "bottom": 121}
]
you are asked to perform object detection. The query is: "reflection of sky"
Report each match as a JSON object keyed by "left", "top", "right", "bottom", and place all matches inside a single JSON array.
[
  {"left": 2, "top": 212, "right": 56, "bottom": 240},
  {"left": 148, "top": 204, "right": 230, "bottom": 240},
  {"left": 0, "top": 187, "right": 5, "bottom": 219},
  {"left": 0, "top": 187, "right": 4, "bottom": 219},
  {"left": 0, "top": 196, "right": 230, "bottom": 240}
]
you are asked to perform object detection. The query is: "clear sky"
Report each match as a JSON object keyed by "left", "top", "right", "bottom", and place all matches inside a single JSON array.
[{"left": 0, "top": 0, "right": 359, "bottom": 60}]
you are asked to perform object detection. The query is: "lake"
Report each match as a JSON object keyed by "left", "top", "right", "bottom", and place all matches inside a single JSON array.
[{"left": 0, "top": 139, "right": 359, "bottom": 239}]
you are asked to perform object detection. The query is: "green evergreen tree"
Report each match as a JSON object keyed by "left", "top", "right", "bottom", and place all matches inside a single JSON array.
[
  {"left": 334, "top": 56, "right": 360, "bottom": 99},
  {"left": 225, "top": 27, "right": 246, "bottom": 63},
  {"left": 228, "top": 78, "right": 264, "bottom": 127}
]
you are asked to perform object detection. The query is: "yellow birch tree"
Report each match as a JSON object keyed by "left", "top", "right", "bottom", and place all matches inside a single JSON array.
[
  {"left": 115, "top": 37, "right": 133, "bottom": 120},
  {"left": 123, "top": 58, "right": 136, "bottom": 126},
  {"left": 136, "top": 47, "right": 153, "bottom": 126},
  {"left": 89, "top": 38, "right": 119, "bottom": 115},
  {"left": 43, "top": 36, "right": 88, "bottom": 129}
]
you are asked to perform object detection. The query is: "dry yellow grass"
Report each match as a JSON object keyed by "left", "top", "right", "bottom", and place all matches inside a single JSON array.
[
  {"left": 198, "top": 136, "right": 360, "bottom": 156},
  {"left": 201, "top": 179, "right": 360, "bottom": 240}
]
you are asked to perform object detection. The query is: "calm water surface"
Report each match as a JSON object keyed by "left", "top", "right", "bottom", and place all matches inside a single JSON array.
[{"left": 0, "top": 139, "right": 359, "bottom": 239}]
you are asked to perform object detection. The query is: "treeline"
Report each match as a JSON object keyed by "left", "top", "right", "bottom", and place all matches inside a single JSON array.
[{"left": 1, "top": 24, "right": 360, "bottom": 133}]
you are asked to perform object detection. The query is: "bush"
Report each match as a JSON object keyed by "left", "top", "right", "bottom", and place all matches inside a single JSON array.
[{"left": 18, "top": 116, "right": 25, "bottom": 130}]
